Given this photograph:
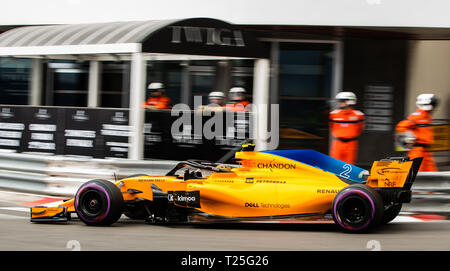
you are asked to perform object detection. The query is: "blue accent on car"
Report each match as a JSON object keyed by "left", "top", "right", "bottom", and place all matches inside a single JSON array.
[{"left": 260, "top": 150, "right": 367, "bottom": 183}]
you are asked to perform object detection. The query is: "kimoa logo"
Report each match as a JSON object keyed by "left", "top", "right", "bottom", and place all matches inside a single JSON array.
[{"left": 176, "top": 195, "right": 197, "bottom": 202}]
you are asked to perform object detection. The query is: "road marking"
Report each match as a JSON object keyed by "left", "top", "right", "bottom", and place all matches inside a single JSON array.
[
  {"left": 409, "top": 213, "right": 447, "bottom": 221},
  {"left": 0, "top": 213, "right": 27, "bottom": 219},
  {"left": 0, "top": 207, "right": 29, "bottom": 212},
  {"left": 20, "top": 198, "right": 67, "bottom": 207},
  {"left": 240, "top": 213, "right": 448, "bottom": 224},
  {"left": 392, "top": 216, "right": 423, "bottom": 223}
]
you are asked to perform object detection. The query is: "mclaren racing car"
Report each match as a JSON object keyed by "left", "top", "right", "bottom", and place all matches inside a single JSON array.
[{"left": 30, "top": 144, "right": 422, "bottom": 232}]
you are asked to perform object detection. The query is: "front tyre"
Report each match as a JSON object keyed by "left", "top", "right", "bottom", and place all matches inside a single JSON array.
[
  {"left": 75, "top": 179, "right": 124, "bottom": 226},
  {"left": 332, "top": 184, "right": 384, "bottom": 233}
]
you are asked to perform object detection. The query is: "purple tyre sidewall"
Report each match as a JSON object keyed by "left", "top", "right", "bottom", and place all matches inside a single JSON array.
[
  {"left": 333, "top": 189, "right": 375, "bottom": 231},
  {"left": 75, "top": 183, "right": 111, "bottom": 223}
]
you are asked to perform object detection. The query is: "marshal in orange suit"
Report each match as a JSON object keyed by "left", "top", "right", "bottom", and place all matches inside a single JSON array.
[
  {"left": 329, "top": 92, "right": 365, "bottom": 165},
  {"left": 396, "top": 93, "right": 439, "bottom": 172},
  {"left": 142, "top": 82, "right": 172, "bottom": 110},
  {"left": 226, "top": 87, "right": 250, "bottom": 112}
]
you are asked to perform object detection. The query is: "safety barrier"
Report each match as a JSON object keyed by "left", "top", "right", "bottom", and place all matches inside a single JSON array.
[
  {"left": 0, "top": 152, "right": 177, "bottom": 196},
  {"left": 0, "top": 152, "right": 448, "bottom": 213},
  {"left": 403, "top": 171, "right": 450, "bottom": 213}
]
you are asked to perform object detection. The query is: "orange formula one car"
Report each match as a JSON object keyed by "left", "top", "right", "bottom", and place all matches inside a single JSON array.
[{"left": 30, "top": 144, "right": 422, "bottom": 232}]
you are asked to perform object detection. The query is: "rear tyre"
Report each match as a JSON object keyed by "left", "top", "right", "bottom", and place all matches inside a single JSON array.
[
  {"left": 381, "top": 203, "right": 402, "bottom": 225},
  {"left": 75, "top": 179, "right": 124, "bottom": 226},
  {"left": 332, "top": 184, "right": 384, "bottom": 233}
]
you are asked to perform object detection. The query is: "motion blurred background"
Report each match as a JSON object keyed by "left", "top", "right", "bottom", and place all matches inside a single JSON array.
[{"left": 0, "top": 0, "right": 447, "bottom": 170}]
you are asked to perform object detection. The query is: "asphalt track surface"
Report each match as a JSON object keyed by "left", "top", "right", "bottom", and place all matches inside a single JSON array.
[{"left": 0, "top": 190, "right": 449, "bottom": 251}]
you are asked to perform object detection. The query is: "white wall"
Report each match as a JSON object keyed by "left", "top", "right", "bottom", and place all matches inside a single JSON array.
[
  {"left": 1, "top": 0, "right": 450, "bottom": 27},
  {"left": 406, "top": 40, "right": 450, "bottom": 119}
]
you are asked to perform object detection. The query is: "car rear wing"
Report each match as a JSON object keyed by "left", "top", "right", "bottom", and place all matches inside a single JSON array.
[{"left": 366, "top": 157, "right": 423, "bottom": 189}]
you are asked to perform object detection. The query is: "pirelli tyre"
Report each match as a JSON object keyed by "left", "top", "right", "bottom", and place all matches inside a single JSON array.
[
  {"left": 332, "top": 184, "right": 384, "bottom": 233},
  {"left": 75, "top": 179, "right": 124, "bottom": 226}
]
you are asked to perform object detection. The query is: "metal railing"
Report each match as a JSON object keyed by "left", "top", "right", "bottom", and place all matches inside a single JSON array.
[
  {"left": 0, "top": 152, "right": 177, "bottom": 196},
  {"left": 404, "top": 171, "right": 450, "bottom": 213}
]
